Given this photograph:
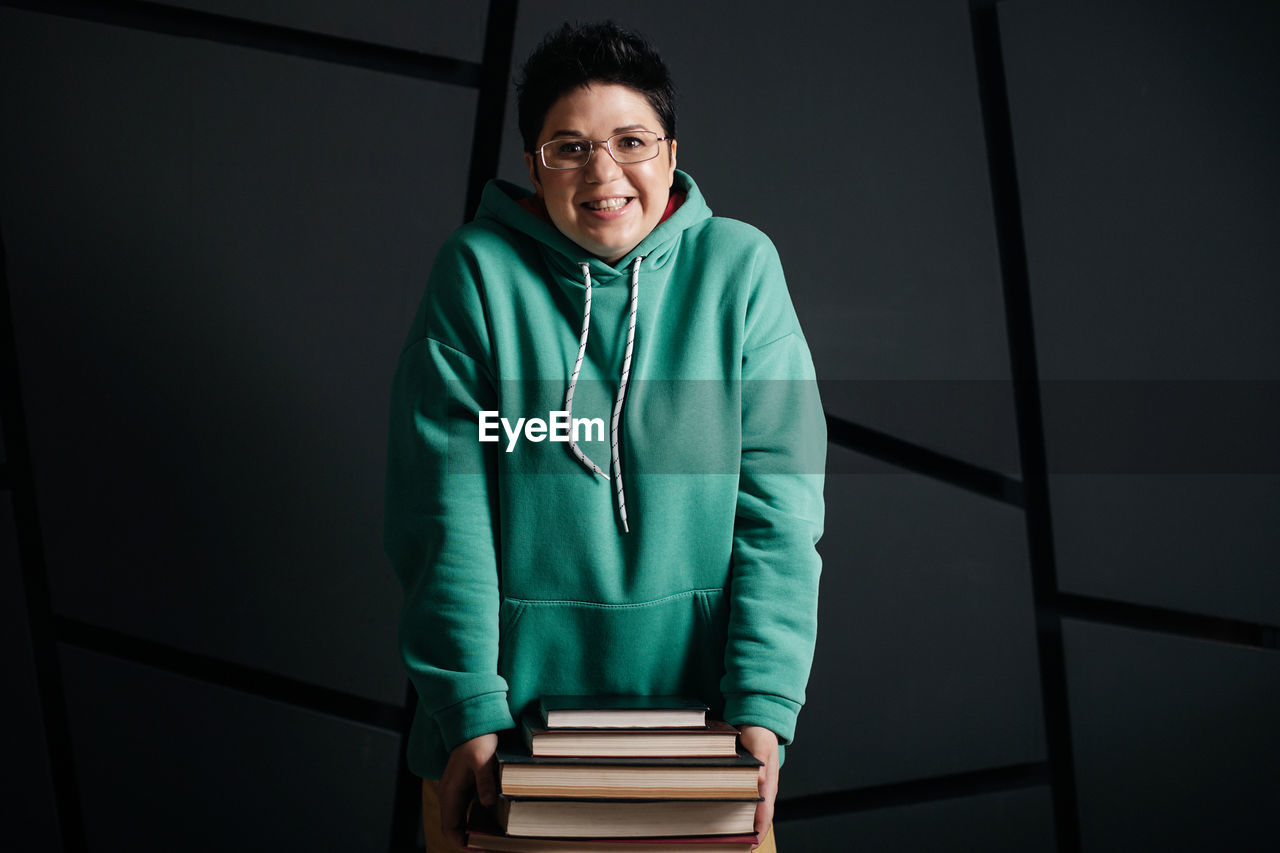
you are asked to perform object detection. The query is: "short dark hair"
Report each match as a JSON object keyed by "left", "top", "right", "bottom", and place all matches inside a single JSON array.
[{"left": 516, "top": 21, "right": 677, "bottom": 153}]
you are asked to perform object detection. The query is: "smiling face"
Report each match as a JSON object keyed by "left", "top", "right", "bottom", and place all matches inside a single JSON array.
[{"left": 525, "top": 83, "right": 677, "bottom": 264}]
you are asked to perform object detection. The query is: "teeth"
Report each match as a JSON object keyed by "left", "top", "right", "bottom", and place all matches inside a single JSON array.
[{"left": 585, "top": 197, "right": 629, "bottom": 210}]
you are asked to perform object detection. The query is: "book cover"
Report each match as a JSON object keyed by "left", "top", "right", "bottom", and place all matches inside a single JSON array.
[
  {"left": 492, "top": 797, "right": 758, "bottom": 839},
  {"left": 522, "top": 711, "right": 740, "bottom": 758},
  {"left": 538, "top": 696, "right": 710, "bottom": 729},
  {"left": 466, "top": 807, "right": 757, "bottom": 852},
  {"left": 466, "top": 836, "right": 756, "bottom": 853},
  {"left": 497, "top": 746, "right": 762, "bottom": 799}
]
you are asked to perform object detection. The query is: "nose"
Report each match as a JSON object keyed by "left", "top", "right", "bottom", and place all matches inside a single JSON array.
[{"left": 583, "top": 142, "right": 624, "bottom": 183}]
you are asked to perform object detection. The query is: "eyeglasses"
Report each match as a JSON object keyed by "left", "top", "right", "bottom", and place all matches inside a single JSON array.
[{"left": 537, "top": 130, "right": 671, "bottom": 170}]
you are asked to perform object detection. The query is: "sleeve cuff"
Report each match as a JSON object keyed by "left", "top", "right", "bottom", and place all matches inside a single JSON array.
[
  {"left": 431, "top": 691, "right": 515, "bottom": 752},
  {"left": 723, "top": 692, "right": 801, "bottom": 746}
]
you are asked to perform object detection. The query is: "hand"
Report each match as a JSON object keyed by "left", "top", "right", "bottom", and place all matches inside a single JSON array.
[
  {"left": 737, "top": 725, "right": 779, "bottom": 849},
  {"left": 439, "top": 732, "right": 499, "bottom": 850}
]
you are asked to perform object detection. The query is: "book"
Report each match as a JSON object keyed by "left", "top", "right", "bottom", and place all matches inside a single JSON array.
[
  {"left": 466, "top": 807, "right": 757, "bottom": 852},
  {"left": 539, "top": 696, "right": 709, "bottom": 729},
  {"left": 466, "top": 834, "right": 756, "bottom": 853},
  {"left": 522, "top": 712, "right": 741, "bottom": 758},
  {"left": 492, "top": 798, "right": 758, "bottom": 839},
  {"left": 497, "top": 748, "right": 763, "bottom": 799}
]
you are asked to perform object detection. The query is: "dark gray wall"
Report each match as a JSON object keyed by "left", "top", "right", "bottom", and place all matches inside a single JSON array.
[
  {"left": 61, "top": 646, "right": 402, "bottom": 851},
  {"left": 780, "top": 786, "right": 1057, "bottom": 853},
  {"left": 159, "top": 0, "right": 487, "bottom": 58},
  {"left": 1063, "top": 620, "right": 1280, "bottom": 852},
  {"left": 2, "top": 6, "right": 474, "bottom": 709},
  {"left": 1, "top": 2, "right": 482, "bottom": 850},
  {"left": 797, "top": 447, "right": 1043, "bottom": 796},
  {"left": 2, "top": 1, "right": 1276, "bottom": 851},
  {"left": 998, "top": 2, "right": 1280, "bottom": 848},
  {"left": 1, "top": 491, "right": 61, "bottom": 849},
  {"left": 1001, "top": 0, "right": 1280, "bottom": 623}
]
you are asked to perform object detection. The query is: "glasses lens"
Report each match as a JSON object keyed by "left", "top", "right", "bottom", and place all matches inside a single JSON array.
[
  {"left": 608, "top": 131, "right": 660, "bottom": 163},
  {"left": 543, "top": 138, "right": 592, "bottom": 169}
]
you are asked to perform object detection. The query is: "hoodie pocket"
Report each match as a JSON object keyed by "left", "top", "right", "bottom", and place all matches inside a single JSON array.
[{"left": 498, "top": 589, "right": 729, "bottom": 721}]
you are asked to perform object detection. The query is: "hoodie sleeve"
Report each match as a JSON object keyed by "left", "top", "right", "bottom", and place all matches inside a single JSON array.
[
  {"left": 383, "top": 238, "right": 514, "bottom": 754},
  {"left": 722, "top": 237, "right": 826, "bottom": 746}
]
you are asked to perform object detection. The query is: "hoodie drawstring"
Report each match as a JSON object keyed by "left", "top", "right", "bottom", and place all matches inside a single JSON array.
[
  {"left": 563, "top": 258, "right": 642, "bottom": 533},
  {"left": 563, "top": 264, "right": 606, "bottom": 479},
  {"left": 611, "top": 258, "right": 641, "bottom": 533}
]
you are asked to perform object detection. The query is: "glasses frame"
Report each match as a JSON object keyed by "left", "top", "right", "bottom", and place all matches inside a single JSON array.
[{"left": 537, "top": 130, "right": 672, "bottom": 171}]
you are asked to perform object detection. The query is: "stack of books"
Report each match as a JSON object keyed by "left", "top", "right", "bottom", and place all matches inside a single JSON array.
[{"left": 466, "top": 696, "right": 761, "bottom": 853}]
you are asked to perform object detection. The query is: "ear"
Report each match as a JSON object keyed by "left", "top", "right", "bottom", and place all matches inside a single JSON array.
[
  {"left": 667, "top": 139, "right": 678, "bottom": 186},
  {"left": 524, "top": 151, "right": 543, "bottom": 195}
]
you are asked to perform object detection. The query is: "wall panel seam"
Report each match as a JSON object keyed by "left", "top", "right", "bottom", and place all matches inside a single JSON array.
[{"left": 0, "top": 0, "right": 485, "bottom": 86}]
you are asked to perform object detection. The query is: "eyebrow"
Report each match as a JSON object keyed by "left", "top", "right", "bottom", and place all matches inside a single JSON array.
[{"left": 549, "top": 124, "right": 650, "bottom": 138}]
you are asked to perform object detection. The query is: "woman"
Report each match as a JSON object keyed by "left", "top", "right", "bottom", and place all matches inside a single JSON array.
[{"left": 384, "top": 21, "right": 825, "bottom": 852}]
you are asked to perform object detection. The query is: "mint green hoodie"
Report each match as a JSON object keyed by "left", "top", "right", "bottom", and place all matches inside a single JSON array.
[{"left": 384, "top": 170, "right": 825, "bottom": 779}]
